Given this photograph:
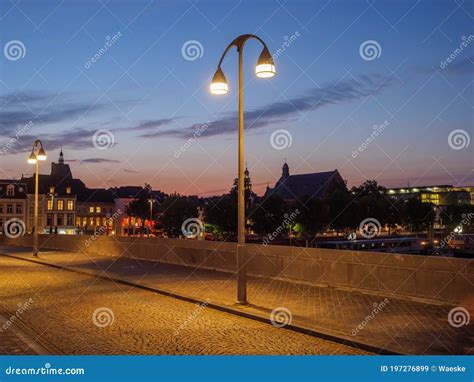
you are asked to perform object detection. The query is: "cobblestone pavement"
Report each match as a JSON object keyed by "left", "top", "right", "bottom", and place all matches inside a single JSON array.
[
  {"left": 0, "top": 245, "right": 472, "bottom": 355},
  {"left": 0, "top": 317, "right": 37, "bottom": 355},
  {"left": 0, "top": 254, "right": 370, "bottom": 355}
]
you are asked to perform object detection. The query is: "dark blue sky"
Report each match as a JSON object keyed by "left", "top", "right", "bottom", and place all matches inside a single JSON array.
[{"left": 1, "top": 0, "right": 472, "bottom": 196}]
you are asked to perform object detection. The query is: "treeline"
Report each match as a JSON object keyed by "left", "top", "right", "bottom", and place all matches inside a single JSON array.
[{"left": 126, "top": 180, "right": 474, "bottom": 241}]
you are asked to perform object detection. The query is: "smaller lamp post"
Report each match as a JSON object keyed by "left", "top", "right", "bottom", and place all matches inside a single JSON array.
[
  {"left": 147, "top": 198, "right": 155, "bottom": 237},
  {"left": 27, "top": 140, "right": 47, "bottom": 257}
]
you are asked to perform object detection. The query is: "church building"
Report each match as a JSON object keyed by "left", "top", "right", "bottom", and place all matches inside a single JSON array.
[{"left": 265, "top": 162, "right": 346, "bottom": 202}]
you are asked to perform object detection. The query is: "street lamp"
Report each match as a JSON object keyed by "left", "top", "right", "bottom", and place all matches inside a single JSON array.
[
  {"left": 210, "top": 34, "right": 276, "bottom": 304},
  {"left": 27, "top": 140, "right": 47, "bottom": 257},
  {"left": 147, "top": 198, "right": 154, "bottom": 237}
]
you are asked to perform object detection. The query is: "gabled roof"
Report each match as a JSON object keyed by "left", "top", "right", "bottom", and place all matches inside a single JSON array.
[
  {"left": 0, "top": 180, "right": 28, "bottom": 199},
  {"left": 265, "top": 164, "right": 346, "bottom": 200},
  {"left": 77, "top": 188, "right": 115, "bottom": 203}
]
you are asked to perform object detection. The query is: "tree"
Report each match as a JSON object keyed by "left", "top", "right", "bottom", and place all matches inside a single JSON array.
[
  {"left": 250, "top": 195, "right": 287, "bottom": 237},
  {"left": 402, "top": 198, "right": 435, "bottom": 232},
  {"left": 294, "top": 196, "right": 328, "bottom": 240},
  {"left": 325, "top": 189, "right": 355, "bottom": 233},
  {"left": 204, "top": 195, "right": 237, "bottom": 240},
  {"left": 160, "top": 194, "right": 199, "bottom": 237},
  {"left": 126, "top": 184, "right": 153, "bottom": 234}
]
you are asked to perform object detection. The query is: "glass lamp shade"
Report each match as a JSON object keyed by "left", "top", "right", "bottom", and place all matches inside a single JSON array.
[
  {"left": 255, "top": 47, "right": 276, "bottom": 78},
  {"left": 210, "top": 67, "right": 229, "bottom": 95},
  {"left": 37, "top": 147, "right": 47, "bottom": 161},
  {"left": 27, "top": 152, "right": 37, "bottom": 164}
]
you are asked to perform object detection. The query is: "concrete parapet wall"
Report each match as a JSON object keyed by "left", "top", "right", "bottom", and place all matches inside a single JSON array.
[{"left": 1, "top": 234, "right": 471, "bottom": 304}]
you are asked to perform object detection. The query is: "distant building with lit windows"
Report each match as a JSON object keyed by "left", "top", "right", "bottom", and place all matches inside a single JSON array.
[
  {"left": 386, "top": 185, "right": 472, "bottom": 206},
  {"left": 21, "top": 149, "right": 83, "bottom": 234},
  {"left": 0, "top": 181, "right": 29, "bottom": 234}
]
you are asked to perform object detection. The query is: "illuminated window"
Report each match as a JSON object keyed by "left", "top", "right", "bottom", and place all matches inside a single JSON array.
[
  {"left": 102, "top": 217, "right": 107, "bottom": 226},
  {"left": 76, "top": 217, "right": 81, "bottom": 226},
  {"left": 49, "top": 186, "right": 55, "bottom": 193},
  {"left": 6, "top": 185, "right": 14, "bottom": 197},
  {"left": 66, "top": 187, "right": 71, "bottom": 194},
  {"left": 47, "top": 199, "right": 53, "bottom": 210},
  {"left": 57, "top": 200, "right": 64, "bottom": 210},
  {"left": 67, "top": 200, "right": 74, "bottom": 210},
  {"left": 96, "top": 207, "right": 101, "bottom": 213},
  {"left": 89, "top": 207, "right": 94, "bottom": 213},
  {"left": 95, "top": 217, "right": 101, "bottom": 226},
  {"left": 89, "top": 217, "right": 94, "bottom": 226}
]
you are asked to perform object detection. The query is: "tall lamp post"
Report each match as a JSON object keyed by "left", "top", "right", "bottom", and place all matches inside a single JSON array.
[
  {"left": 147, "top": 198, "right": 154, "bottom": 237},
  {"left": 27, "top": 140, "right": 47, "bottom": 257},
  {"left": 210, "top": 34, "right": 276, "bottom": 304}
]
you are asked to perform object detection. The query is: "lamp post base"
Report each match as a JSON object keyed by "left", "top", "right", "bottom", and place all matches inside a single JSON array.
[{"left": 236, "top": 243, "right": 247, "bottom": 305}]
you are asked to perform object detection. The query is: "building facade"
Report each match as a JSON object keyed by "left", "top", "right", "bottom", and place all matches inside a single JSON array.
[
  {"left": 264, "top": 161, "right": 347, "bottom": 202},
  {"left": 386, "top": 185, "right": 472, "bottom": 206},
  {"left": 0, "top": 181, "right": 29, "bottom": 235}
]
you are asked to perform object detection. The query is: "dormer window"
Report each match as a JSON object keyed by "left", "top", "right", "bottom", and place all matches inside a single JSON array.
[
  {"left": 66, "top": 187, "right": 71, "bottom": 194},
  {"left": 6, "top": 184, "right": 14, "bottom": 197},
  {"left": 49, "top": 186, "right": 55, "bottom": 193}
]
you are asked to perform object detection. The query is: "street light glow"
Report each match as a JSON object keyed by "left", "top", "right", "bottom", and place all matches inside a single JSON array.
[
  {"left": 37, "top": 147, "right": 47, "bottom": 161},
  {"left": 28, "top": 152, "right": 37, "bottom": 164},
  {"left": 255, "top": 47, "right": 276, "bottom": 78},
  {"left": 210, "top": 67, "right": 228, "bottom": 95}
]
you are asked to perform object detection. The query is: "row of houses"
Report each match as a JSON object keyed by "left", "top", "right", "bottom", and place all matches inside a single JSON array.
[
  {"left": 1, "top": 151, "right": 472, "bottom": 237},
  {"left": 0, "top": 149, "right": 165, "bottom": 236}
]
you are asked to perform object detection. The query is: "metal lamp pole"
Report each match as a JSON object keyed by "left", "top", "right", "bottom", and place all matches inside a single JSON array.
[
  {"left": 210, "top": 34, "right": 276, "bottom": 304},
  {"left": 27, "top": 140, "right": 47, "bottom": 258},
  {"left": 148, "top": 198, "right": 154, "bottom": 237}
]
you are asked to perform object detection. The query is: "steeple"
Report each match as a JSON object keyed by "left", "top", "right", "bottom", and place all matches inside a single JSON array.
[
  {"left": 59, "top": 147, "right": 64, "bottom": 164},
  {"left": 282, "top": 159, "right": 289, "bottom": 179}
]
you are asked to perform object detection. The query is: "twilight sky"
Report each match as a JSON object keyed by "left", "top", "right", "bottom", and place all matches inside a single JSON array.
[{"left": 1, "top": 0, "right": 473, "bottom": 196}]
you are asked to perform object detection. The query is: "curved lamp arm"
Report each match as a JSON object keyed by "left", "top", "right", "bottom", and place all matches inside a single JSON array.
[{"left": 216, "top": 34, "right": 269, "bottom": 68}]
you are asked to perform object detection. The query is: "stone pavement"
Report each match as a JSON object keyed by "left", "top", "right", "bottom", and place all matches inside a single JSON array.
[
  {"left": 0, "top": 312, "right": 48, "bottom": 355},
  {"left": 0, "top": 244, "right": 472, "bottom": 355},
  {"left": 0, "top": 252, "right": 369, "bottom": 355}
]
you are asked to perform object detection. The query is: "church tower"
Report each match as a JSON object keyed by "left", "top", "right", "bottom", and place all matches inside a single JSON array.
[
  {"left": 282, "top": 160, "right": 289, "bottom": 179},
  {"left": 58, "top": 147, "right": 64, "bottom": 164},
  {"left": 51, "top": 148, "right": 72, "bottom": 179}
]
